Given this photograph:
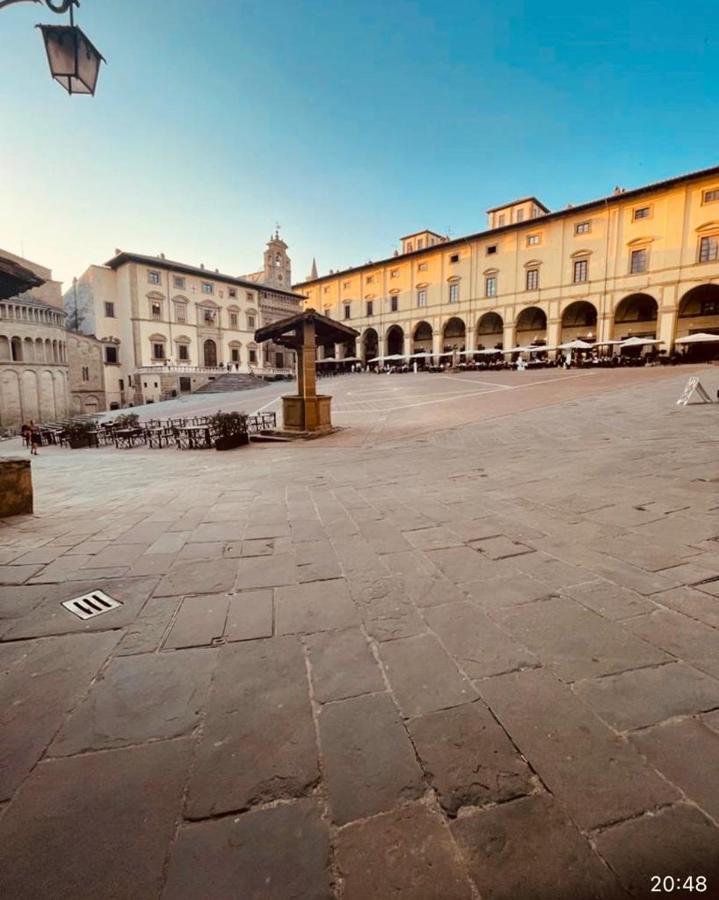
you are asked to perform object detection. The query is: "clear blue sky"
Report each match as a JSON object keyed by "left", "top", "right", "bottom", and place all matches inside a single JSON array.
[{"left": 1, "top": 0, "right": 716, "bottom": 289}]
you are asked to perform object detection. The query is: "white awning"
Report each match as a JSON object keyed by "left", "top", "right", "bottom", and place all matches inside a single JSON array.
[
  {"left": 675, "top": 333, "right": 719, "bottom": 344},
  {"left": 620, "top": 336, "right": 662, "bottom": 347},
  {"left": 557, "top": 339, "right": 596, "bottom": 350}
]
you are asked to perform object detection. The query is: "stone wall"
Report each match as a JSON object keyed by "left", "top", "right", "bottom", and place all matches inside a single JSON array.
[
  {"left": 0, "top": 458, "right": 33, "bottom": 517},
  {"left": 67, "top": 332, "right": 107, "bottom": 415}
]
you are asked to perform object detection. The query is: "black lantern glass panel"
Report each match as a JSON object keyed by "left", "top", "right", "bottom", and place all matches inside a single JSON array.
[{"left": 37, "top": 24, "right": 105, "bottom": 95}]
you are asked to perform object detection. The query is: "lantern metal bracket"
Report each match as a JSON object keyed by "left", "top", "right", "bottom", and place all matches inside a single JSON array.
[{"left": 0, "top": 0, "right": 78, "bottom": 12}]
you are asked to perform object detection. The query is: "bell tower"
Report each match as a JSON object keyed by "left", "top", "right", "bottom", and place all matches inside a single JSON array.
[{"left": 263, "top": 227, "right": 291, "bottom": 289}]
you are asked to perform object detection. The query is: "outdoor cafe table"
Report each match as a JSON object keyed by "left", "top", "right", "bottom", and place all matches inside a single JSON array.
[
  {"left": 113, "top": 427, "right": 146, "bottom": 449},
  {"left": 175, "top": 424, "right": 213, "bottom": 449}
]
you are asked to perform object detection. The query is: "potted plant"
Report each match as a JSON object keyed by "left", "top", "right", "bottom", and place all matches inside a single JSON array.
[
  {"left": 112, "top": 412, "right": 140, "bottom": 428},
  {"left": 65, "top": 420, "right": 95, "bottom": 449},
  {"left": 211, "top": 410, "right": 249, "bottom": 451}
]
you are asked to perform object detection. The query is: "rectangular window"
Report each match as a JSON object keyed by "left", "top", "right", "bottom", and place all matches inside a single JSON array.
[
  {"left": 173, "top": 275, "right": 185, "bottom": 289},
  {"left": 573, "top": 258, "right": 589, "bottom": 283},
  {"left": 497, "top": 215, "right": 505, "bottom": 227},
  {"left": 201, "top": 282, "right": 213, "bottom": 294},
  {"left": 390, "top": 295, "right": 398, "bottom": 312},
  {"left": 630, "top": 248, "right": 648, "bottom": 273},
  {"left": 699, "top": 236, "right": 719, "bottom": 262},
  {"left": 633, "top": 206, "right": 651, "bottom": 220},
  {"left": 230, "top": 313, "right": 238, "bottom": 328},
  {"left": 231, "top": 348, "right": 240, "bottom": 362},
  {"left": 81, "top": 366, "right": 89, "bottom": 382},
  {"left": 178, "top": 344, "right": 189, "bottom": 361},
  {"left": 366, "top": 301, "right": 373, "bottom": 317},
  {"left": 449, "top": 282, "right": 459, "bottom": 303},
  {"left": 104, "top": 345, "right": 118, "bottom": 364},
  {"left": 516, "top": 209, "right": 525, "bottom": 222},
  {"left": 526, "top": 234, "right": 540, "bottom": 246},
  {"left": 485, "top": 275, "right": 497, "bottom": 297},
  {"left": 228, "top": 288, "right": 237, "bottom": 298},
  {"left": 203, "top": 309, "right": 215, "bottom": 324},
  {"left": 486, "top": 245, "right": 497, "bottom": 255},
  {"left": 276, "top": 352, "right": 284, "bottom": 368},
  {"left": 249, "top": 349, "right": 257, "bottom": 364},
  {"left": 175, "top": 304, "right": 186, "bottom": 323},
  {"left": 104, "top": 302, "right": 115, "bottom": 318},
  {"left": 417, "top": 289, "right": 427, "bottom": 307},
  {"left": 148, "top": 270, "right": 161, "bottom": 284},
  {"left": 575, "top": 221, "right": 591, "bottom": 234},
  {"left": 151, "top": 303, "right": 161, "bottom": 319},
  {"left": 450, "top": 254, "right": 459, "bottom": 263},
  {"left": 247, "top": 314, "right": 256, "bottom": 329},
  {"left": 526, "top": 268, "right": 539, "bottom": 291},
  {"left": 390, "top": 269, "right": 399, "bottom": 278},
  {"left": 703, "top": 189, "right": 719, "bottom": 204},
  {"left": 366, "top": 275, "right": 374, "bottom": 283},
  {"left": 343, "top": 303, "right": 351, "bottom": 319},
  {"left": 246, "top": 291, "right": 253, "bottom": 302},
  {"left": 152, "top": 342, "right": 165, "bottom": 359}
]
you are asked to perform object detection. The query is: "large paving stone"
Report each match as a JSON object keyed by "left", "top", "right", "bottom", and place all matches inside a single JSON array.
[
  {"left": 189, "top": 521, "right": 244, "bottom": 543},
  {"left": 225, "top": 588, "right": 273, "bottom": 641},
  {"left": 402, "top": 573, "right": 467, "bottom": 608},
  {"left": 305, "top": 627, "right": 384, "bottom": 702},
  {"left": 426, "top": 546, "right": 516, "bottom": 585},
  {"left": 378, "top": 633, "right": 477, "bottom": 717},
  {"left": 624, "top": 607, "right": 719, "bottom": 679},
  {"left": 336, "top": 802, "right": 473, "bottom": 900},
  {"left": 154, "top": 558, "right": 238, "bottom": 597},
  {"left": 163, "top": 799, "right": 331, "bottom": 900},
  {"left": 594, "top": 804, "right": 719, "bottom": 897},
  {"left": 1, "top": 575, "right": 159, "bottom": 639},
  {"left": 186, "top": 637, "right": 318, "bottom": 818},
  {"left": 463, "top": 572, "right": 554, "bottom": 609},
  {"left": 565, "top": 578, "right": 657, "bottom": 620},
  {"left": 49, "top": 648, "right": 217, "bottom": 755},
  {"left": 318, "top": 692, "right": 423, "bottom": 824},
  {"left": 630, "top": 719, "right": 719, "bottom": 821},
  {"left": 653, "top": 585, "right": 719, "bottom": 628},
  {"left": 0, "top": 631, "right": 120, "bottom": 800},
  {"left": 348, "top": 574, "right": 426, "bottom": 640},
  {"left": 0, "top": 739, "right": 192, "bottom": 900},
  {"left": 469, "top": 535, "right": 535, "bottom": 560},
  {"left": 573, "top": 662, "right": 719, "bottom": 731},
  {"left": 405, "top": 526, "right": 465, "bottom": 551},
  {"left": 235, "top": 552, "right": 298, "bottom": 589},
  {"left": 407, "top": 701, "right": 534, "bottom": 814},
  {"left": 423, "top": 601, "right": 538, "bottom": 679},
  {"left": 163, "top": 593, "right": 230, "bottom": 649},
  {"left": 115, "top": 596, "right": 180, "bottom": 655},
  {"left": 492, "top": 595, "right": 669, "bottom": 682},
  {"left": 451, "top": 794, "right": 625, "bottom": 900},
  {"left": 478, "top": 668, "right": 679, "bottom": 830},
  {"left": 276, "top": 579, "right": 359, "bottom": 634}
]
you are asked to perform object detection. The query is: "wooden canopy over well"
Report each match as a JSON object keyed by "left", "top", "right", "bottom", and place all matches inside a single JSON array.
[
  {"left": 0, "top": 256, "right": 44, "bottom": 301},
  {"left": 255, "top": 307, "right": 358, "bottom": 350}
]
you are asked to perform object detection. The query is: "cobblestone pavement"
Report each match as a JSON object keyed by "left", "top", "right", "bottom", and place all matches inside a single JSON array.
[{"left": 1, "top": 367, "right": 719, "bottom": 899}]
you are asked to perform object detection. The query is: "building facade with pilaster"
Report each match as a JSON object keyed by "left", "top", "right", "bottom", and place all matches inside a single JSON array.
[{"left": 293, "top": 165, "right": 719, "bottom": 363}]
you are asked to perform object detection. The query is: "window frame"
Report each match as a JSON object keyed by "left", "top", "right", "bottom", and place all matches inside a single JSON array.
[
  {"left": 201, "top": 281, "right": 214, "bottom": 295},
  {"left": 448, "top": 282, "right": 460, "bottom": 303},
  {"left": 343, "top": 303, "right": 351, "bottom": 320},
  {"left": 147, "top": 269, "right": 161, "bottom": 285},
  {"left": 526, "top": 268, "right": 539, "bottom": 291},
  {"left": 417, "top": 288, "right": 427, "bottom": 308},
  {"left": 698, "top": 234, "right": 719, "bottom": 263},
  {"left": 575, "top": 221, "right": 591, "bottom": 235},
  {"left": 104, "top": 301, "right": 115, "bottom": 318},
  {"left": 632, "top": 205, "right": 652, "bottom": 222},
  {"left": 702, "top": 188, "right": 719, "bottom": 205},
  {"left": 485, "top": 275, "right": 497, "bottom": 298},
  {"left": 629, "top": 247, "right": 649, "bottom": 274},
  {"left": 573, "top": 258, "right": 589, "bottom": 283}
]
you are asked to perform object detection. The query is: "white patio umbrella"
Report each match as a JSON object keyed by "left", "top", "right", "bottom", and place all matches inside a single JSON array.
[
  {"left": 383, "top": 353, "right": 407, "bottom": 361},
  {"left": 675, "top": 333, "right": 719, "bottom": 344},
  {"left": 367, "top": 356, "right": 382, "bottom": 363},
  {"left": 557, "top": 339, "right": 595, "bottom": 350},
  {"left": 410, "top": 351, "right": 432, "bottom": 358},
  {"left": 340, "top": 356, "right": 361, "bottom": 362},
  {"left": 620, "top": 336, "right": 662, "bottom": 347}
]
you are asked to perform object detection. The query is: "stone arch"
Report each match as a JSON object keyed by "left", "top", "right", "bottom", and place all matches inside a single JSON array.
[
  {"left": 0, "top": 335, "right": 10, "bottom": 361},
  {"left": 84, "top": 395, "right": 100, "bottom": 414},
  {"left": 24, "top": 337, "right": 34, "bottom": 361},
  {"left": 21, "top": 369, "right": 39, "bottom": 421},
  {"left": 560, "top": 300, "right": 597, "bottom": 342},
  {"left": 39, "top": 370, "right": 55, "bottom": 421},
  {"left": 413, "top": 320, "right": 433, "bottom": 353},
  {"left": 476, "top": 312, "right": 504, "bottom": 350},
  {"left": 442, "top": 316, "right": 466, "bottom": 351},
  {"left": 0, "top": 369, "right": 21, "bottom": 426},
  {"left": 11, "top": 336, "right": 22, "bottom": 361},
  {"left": 361, "top": 327, "right": 379, "bottom": 363},
  {"left": 35, "top": 337, "right": 45, "bottom": 362},
  {"left": 386, "top": 324, "right": 405, "bottom": 356},
  {"left": 515, "top": 306, "right": 547, "bottom": 344},
  {"left": 676, "top": 284, "right": 719, "bottom": 356},
  {"left": 613, "top": 293, "right": 658, "bottom": 340}
]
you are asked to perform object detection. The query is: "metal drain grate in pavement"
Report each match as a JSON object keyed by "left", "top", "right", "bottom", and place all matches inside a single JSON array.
[{"left": 62, "top": 590, "right": 123, "bottom": 620}]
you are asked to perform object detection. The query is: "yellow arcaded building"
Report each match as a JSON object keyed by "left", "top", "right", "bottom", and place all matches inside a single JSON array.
[{"left": 293, "top": 165, "right": 719, "bottom": 362}]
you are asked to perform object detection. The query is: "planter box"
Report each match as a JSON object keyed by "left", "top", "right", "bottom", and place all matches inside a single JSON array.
[{"left": 215, "top": 433, "right": 249, "bottom": 451}]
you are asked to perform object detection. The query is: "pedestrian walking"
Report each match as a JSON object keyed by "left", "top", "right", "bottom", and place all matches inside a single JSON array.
[{"left": 30, "top": 424, "right": 41, "bottom": 455}]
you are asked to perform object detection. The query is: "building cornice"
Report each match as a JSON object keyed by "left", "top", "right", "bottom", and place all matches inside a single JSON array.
[{"left": 294, "top": 163, "right": 719, "bottom": 290}]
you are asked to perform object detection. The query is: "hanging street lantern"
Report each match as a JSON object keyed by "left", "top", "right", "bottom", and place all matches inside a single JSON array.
[{"left": 0, "top": 0, "right": 105, "bottom": 96}]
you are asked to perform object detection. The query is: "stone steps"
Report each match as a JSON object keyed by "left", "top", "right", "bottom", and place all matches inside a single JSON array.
[{"left": 195, "top": 373, "right": 265, "bottom": 393}]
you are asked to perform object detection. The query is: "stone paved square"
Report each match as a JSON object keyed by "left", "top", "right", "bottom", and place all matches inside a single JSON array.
[{"left": 2, "top": 368, "right": 719, "bottom": 897}]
